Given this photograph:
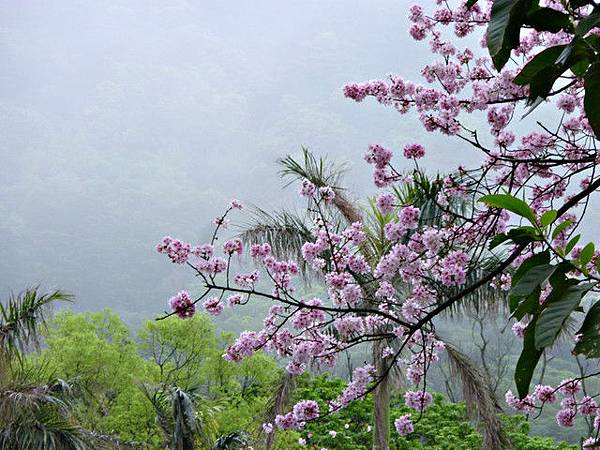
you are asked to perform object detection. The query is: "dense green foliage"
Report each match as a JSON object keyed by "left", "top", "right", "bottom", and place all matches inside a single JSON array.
[
  {"left": 289, "top": 374, "right": 577, "bottom": 450},
  {"left": 5, "top": 307, "right": 577, "bottom": 449},
  {"left": 31, "top": 309, "right": 279, "bottom": 448}
]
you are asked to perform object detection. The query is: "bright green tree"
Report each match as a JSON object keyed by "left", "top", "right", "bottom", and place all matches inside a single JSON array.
[{"left": 38, "top": 309, "right": 160, "bottom": 445}]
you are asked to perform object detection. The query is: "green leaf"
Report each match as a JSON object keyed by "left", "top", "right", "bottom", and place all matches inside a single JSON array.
[
  {"left": 512, "top": 287, "right": 541, "bottom": 320},
  {"left": 573, "top": 300, "right": 600, "bottom": 357},
  {"left": 487, "top": 0, "right": 534, "bottom": 70},
  {"left": 571, "top": 58, "right": 591, "bottom": 76},
  {"left": 527, "top": 65, "right": 564, "bottom": 105},
  {"left": 556, "top": 43, "right": 574, "bottom": 65},
  {"left": 540, "top": 210, "right": 558, "bottom": 227},
  {"left": 479, "top": 194, "right": 536, "bottom": 223},
  {"left": 509, "top": 252, "right": 552, "bottom": 316},
  {"left": 564, "top": 234, "right": 581, "bottom": 255},
  {"left": 586, "top": 34, "right": 600, "bottom": 52},
  {"left": 490, "top": 226, "right": 543, "bottom": 249},
  {"left": 534, "top": 283, "right": 592, "bottom": 349},
  {"left": 514, "top": 46, "right": 566, "bottom": 86},
  {"left": 526, "top": 7, "right": 573, "bottom": 33},
  {"left": 512, "top": 251, "right": 551, "bottom": 287},
  {"left": 579, "top": 242, "right": 595, "bottom": 266},
  {"left": 489, "top": 233, "right": 511, "bottom": 250},
  {"left": 551, "top": 219, "right": 573, "bottom": 240},
  {"left": 466, "top": 0, "right": 479, "bottom": 7},
  {"left": 510, "top": 264, "right": 557, "bottom": 298},
  {"left": 515, "top": 318, "right": 543, "bottom": 398},
  {"left": 549, "top": 261, "right": 576, "bottom": 287},
  {"left": 576, "top": 6, "right": 600, "bottom": 37},
  {"left": 565, "top": 38, "right": 594, "bottom": 77},
  {"left": 584, "top": 62, "right": 600, "bottom": 139}
]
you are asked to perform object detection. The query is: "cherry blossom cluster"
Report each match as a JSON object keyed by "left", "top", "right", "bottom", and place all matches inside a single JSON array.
[
  {"left": 345, "top": 0, "right": 598, "bottom": 223},
  {"left": 168, "top": 291, "right": 195, "bottom": 319},
  {"left": 506, "top": 377, "right": 600, "bottom": 445}
]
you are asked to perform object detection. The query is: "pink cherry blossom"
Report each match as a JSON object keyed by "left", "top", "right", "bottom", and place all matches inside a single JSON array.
[{"left": 394, "top": 414, "right": 414, "bottom": 435}]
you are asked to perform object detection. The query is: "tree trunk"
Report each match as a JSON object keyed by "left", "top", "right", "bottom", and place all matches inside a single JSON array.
[{"left": 372, "top": 340, "right": 390, "bottom": 450}]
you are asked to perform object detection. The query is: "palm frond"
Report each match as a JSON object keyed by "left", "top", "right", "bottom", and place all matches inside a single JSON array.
[
  {"left": 445, "top": 343, "right": 511, "bottom": 450},
  {"left": 441, "top": 264, "right": 509, "bottom": 318},
  {"left": 392, "top": 171, "right": 510, "bottom": 316},
  {"left": 278, "top": 147, "right": 348, "bottom": 190},
  {"left": 171, "top": 387, "right": 200, "bottom": 450},
  {"left": 0, "top": 288, "right": 72, "bottom": 356},
  {"left": 238, "top": 208, "right": 313, "bottom": 267},
  {"left": 262, "top": 372, "right": 296, "bottom": 450},
  {"left": 0, "top": 411, "right": 89, "bottom": 450},
  {"left": 0, "top": 377, "right": 89, "bottom": 450},
  {"left": 279, "top": 148, "right": 363, "bottom": 225},
  {"left": 0, "top": 384, "right": 70, "bottom": 418},
  {"left": 393, "top": 171, "right": 442, "bottom": 224},
  {"left": 212, "top": 431, "right": 249, "bottom": 450},
  {"left": 139, "top": 382, "right": 171, "bottom": 433},
  {"left": 140, "top": 383, "right": 218, "bottom": 450}
]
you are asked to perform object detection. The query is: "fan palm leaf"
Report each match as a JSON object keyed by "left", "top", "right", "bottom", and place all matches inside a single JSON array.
[{"left": 279, "top": 148, "right": 362, "bottom": 224}]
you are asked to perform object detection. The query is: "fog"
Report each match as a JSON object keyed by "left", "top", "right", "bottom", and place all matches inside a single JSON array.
[{"left": 2, "top": 0, "right": 596, "bottom": 322}]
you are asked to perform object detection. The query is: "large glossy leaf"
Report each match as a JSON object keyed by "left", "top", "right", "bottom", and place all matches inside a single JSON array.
[
  {"left": 511, "top": 287, "right": 541, "bottom": 320},
  {"left": 513, "top": 45, "right": 567, "bottom": 86},
  {"left": 564, "top": 234, "right": 581, "bottom": 255},
  {"left": 526, "top": 7, "right": 573, "bottom": 33},
  {"left": 512, "top": 251, "right": 551, "bottom": 286},
  {"left": 510, "top": 263, "right": 557, "bottom": 298},
  {"left": 509, "top": 252, "right": 551, "bottom": 315},
  {"left": 540, "top": 210, "right": 557, "bottom": 227},
  {"left": 479, "top": 194, "right": 536, "bottom": 223},
  {"left": 573, "top": 300, "right": 600, "bottom": 357},
  {"left": 489, "top": 226, "right": 542, "bottom": 249},
  {"left": 584, "top": 61, "right": 600, "bottom": 138},
  {"left": 535, "top": 283, "right": 593, "bottom": 349},
  {"left": 515, "top": 318, "right": 543, "bottom": 398},
  {"left": 487, "top": 0, "right": 534, "bottom": 70},
  {"left": 527, "top": 65, "right": 563, "bottom": 105},
  {"left": 548, "top": 261, "right": 577, "bottom": 287},
  {"left": 576, "top": 5, "right": 600, "bottom": 37}
]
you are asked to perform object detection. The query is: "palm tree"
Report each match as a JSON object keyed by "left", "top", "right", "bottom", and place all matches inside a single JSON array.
[
  {"left": 257, "top": 372, "right": 297, "bottom": 450},
  {"left": 240, "top": 149, "right": 510, "bottom": 450},
  {"left": 140, "top": 382, "right": 229, "bottom": 450},
  {"left": 0, "top": 288, "right": 71, "bottom": 366},
  {"left": 0, "top": 287, "right": 94, "bottom": 450},
  {"left": 211, "top": 431, "right": 250, "bottom": 450}
]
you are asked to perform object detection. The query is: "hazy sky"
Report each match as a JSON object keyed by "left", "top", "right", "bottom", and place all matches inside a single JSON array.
[{"left": 2, "top": 0, "right": 595, "bottom": 320}]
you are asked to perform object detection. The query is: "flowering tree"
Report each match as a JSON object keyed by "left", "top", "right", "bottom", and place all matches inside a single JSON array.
[
  {"left": 157, "top": 1, "right": 600, "bottom": 448},
  {"left": 240, "top": 150, "right": 507, "bottom": 449}
]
